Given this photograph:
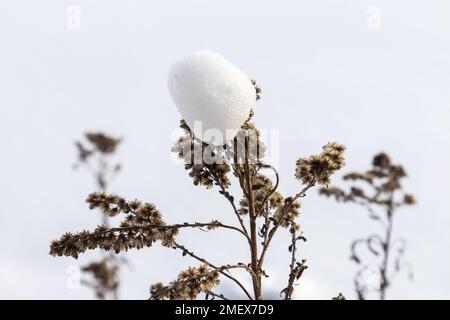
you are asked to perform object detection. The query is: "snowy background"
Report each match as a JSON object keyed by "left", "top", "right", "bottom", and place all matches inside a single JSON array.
[{"left": 1, "top": 0, "right": 449, "bottom": 299}]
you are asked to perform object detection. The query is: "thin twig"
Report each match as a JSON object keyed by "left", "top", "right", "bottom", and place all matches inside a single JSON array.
[
  {"left": 206, "top": 292, "right": 229, "bottom": 300},
  {"left": 354, "top": 199, "right": 387, "bottom": 230},
  {"left": 258, "top": 183, "right": 313, "bottom": 270},
  {"left": 380, "top": 195, "right": 395, "bottom": 300},
  {"left": 208, "top": 169, "right": 249, "bottom": 238},
  {"left": 53, "top": 221, "right": 250, "bottom": 249},
  {"left": 285, "top": 226, "right": 298, "bottom": 300},
  {"left": 255, "top": 163, "right": 280, "bottom": 217},
  {"left": 173, "top": 241, "right": 253, "bottom": 300}
]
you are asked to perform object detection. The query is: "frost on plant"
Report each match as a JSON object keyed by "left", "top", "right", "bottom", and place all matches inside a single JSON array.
[{"left": 50, "top": 52, "right": 345, "bottom": 300}]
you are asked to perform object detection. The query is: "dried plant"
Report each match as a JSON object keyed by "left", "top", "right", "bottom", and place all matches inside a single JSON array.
[
  {"left": 319, "top": 153, "right": 416, "bottom": 300},
  {"left": 51, "top": 82, "right": 345, "bottom": 300},
  {"left": 332, "top": 293, "right": 346, "bottom": 300},
  {"left": 150, "top": 265, "right": 220, "bottom": 300},
  {"left": 73, "top": 132, "right": 123, "bottom": 299}
]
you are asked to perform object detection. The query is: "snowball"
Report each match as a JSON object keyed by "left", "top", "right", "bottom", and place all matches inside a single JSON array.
[{"left": 168, "top": 51, "right": 256, "bottom": 146}]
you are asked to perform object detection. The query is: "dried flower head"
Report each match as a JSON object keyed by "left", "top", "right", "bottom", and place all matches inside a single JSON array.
[
  {"left": 150, "top": 265, "right": 220, "bottom": 300},
  {"left": 50, "top": 192, "right": 177, "bottom": 259},
  {"left": 295, "top": 142, "right": 346, "bottom": 186},
  {"left": 238, "top": 173, "right": 282, "bottom": 216},
  {"left": 372, "top": 152, "right": 391, "bottom": 168},
  {"left": 75, "top": 132, "right": 121, "bottom": 164},
  {"left": 332, "top": 293, "right": 346, "bottom": 300},
  {"left": 231, "top": 121, "right": 267, "bottom": 164},
  {"left": 85, "top": 132, "right": 121, "bottom": 154},
  {"left": 251, "top": 79, "right": 262, "bottom": 101},
  {"left": 172, "top": 122, "right": 231, "bottom": 189},
  {"left": 82, "top": 257, "right": 119, "bottom": 299},
  {"left": 74, "top": 132, "right": 122, "bottom": 190},
  {"left": 403, "top": 194, "right": 416, "bottom": 205},
  {"left": 273, "top": 199, "right": 302, "bottom": 228}
]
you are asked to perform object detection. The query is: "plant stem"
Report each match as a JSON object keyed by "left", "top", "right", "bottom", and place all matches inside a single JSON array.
[
  {"left": 285, "top": 226, "right": 298, "bottom": 300},
  {"left": 52, "top": 221, "right": 250, "bottom": 250},
  {"left": 96, "top": 156, "right": 119, "bottom": 300},
  {"left": 380, "top": 194, "right": 394, "bottom": 300},
  {"left": 206, "top": 292, "right": 229, "bottom": 300},
  {"left": 173, "top": 242, "right": 253, "bottom": 300},
  {"left": 243, "top": 136, "right": 261, "bottom": 300},
  {"left": 208, "top": 168, "right": 249, "bottom": 237},
  {"left": 258, "top": 184, "right": 313, "bottom": 270}
]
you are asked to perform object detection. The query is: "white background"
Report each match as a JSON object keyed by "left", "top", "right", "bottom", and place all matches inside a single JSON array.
[{"left": 0, "top": 0, "right": 449, "bottom": 299}]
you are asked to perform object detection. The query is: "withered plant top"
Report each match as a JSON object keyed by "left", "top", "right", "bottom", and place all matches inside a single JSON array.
[
  {"left": 320, "top": 152, "right": 415, "bottom": 300},
  {"left": 73, "top": 131, "right": 123, "bottom": 299},
  {"left": 51, "top": 81, "right": 346, "bottom": 300}
]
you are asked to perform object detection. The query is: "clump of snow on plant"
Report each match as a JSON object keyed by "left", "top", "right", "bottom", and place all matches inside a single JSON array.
[{"left": 168, "top": 51, "right": 256, "bottom": 145}]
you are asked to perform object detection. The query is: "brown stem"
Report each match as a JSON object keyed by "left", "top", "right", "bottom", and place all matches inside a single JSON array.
[
  {"left": 207, "top": 168, "right": 249, "bottom": 237},
  {"left": 380, "top": 194, "right": 394, "bottom": 300},
  {"left": 173, "top": 242, "right": 253, "bottom": 300},
  {"left": 258, "top": 183, "right": 313, "bottom": 270},
  {"left": 285, "top": 226, "right": 298, "bottom": 300},
  {"left": 91, "top": 154, "right": 119, "bottom": 300},
  {"left": 243, "top": 137, "right": 261, "bottom": 300},
  {"left": 282, "top": 225, "right": 307, "bottom": 300},
  {"left": 255, "top": 163, "right": 279, "bottom": 217},
  {"left": 52, "top": 221, "right": 251, "bottom": 250},
  {"left": 206, "top": 292, "right": 229, "bottom": 300}
]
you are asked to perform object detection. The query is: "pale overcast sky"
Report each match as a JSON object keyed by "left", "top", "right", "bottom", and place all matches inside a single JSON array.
[{"left": 0, "top": 0, "right": 449, "bottom": 299}]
